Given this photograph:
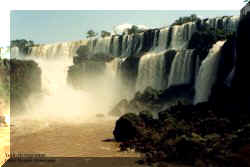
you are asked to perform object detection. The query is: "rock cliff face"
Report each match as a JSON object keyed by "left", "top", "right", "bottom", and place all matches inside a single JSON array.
[{"left": 0, "top": 59, "right": 41, "bottom": 113}]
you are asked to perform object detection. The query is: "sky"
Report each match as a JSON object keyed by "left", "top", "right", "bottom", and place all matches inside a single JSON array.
[
  {"left": 0, "top": 0, "right": 248, "bottom": 48},
  {"left": 11, "top": 10, "right": 240, "bottom": 45}
]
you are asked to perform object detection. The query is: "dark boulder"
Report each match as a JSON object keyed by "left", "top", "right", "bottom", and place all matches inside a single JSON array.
[
  {"left": 113, "top": 113, "right": 145, "bottom": 142},
  {"left": 139, "top": 110, "right": 154, "bottom": 127}
]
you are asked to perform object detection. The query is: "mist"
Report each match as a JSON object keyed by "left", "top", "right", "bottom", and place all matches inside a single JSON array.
[{"left": 11, "top": 56, "right": 126, "bottom": 137}]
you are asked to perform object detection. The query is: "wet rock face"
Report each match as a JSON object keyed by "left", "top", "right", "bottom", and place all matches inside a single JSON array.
[
  {"left": 234, "top": 13, "right": 250, "bottom": 113},
  {"left": 8, "top": 59, "right": 41, "bottom": 112}
]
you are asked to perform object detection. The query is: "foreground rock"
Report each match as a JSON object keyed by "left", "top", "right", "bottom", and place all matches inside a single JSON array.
[
  {"left": 113, "top": 101, "right": 250, "bottom": 167},
  {"left": 113, "top": 113, "right": 145, "bottom": 142}
]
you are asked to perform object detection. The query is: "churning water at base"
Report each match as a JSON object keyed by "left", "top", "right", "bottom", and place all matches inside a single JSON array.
[{"left": 11, "top": 55, "right": 125, "bottom": 137}]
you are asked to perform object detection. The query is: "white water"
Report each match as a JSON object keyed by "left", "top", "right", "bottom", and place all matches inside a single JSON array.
[
  {"left": 168, "top": 49, "right": 194, "bottom": 88},
  {"left": 10, "top": 47, "right": 20, "bottom": 58},
  {"left": 30, "top": 40, "right": 87, "bottom": 58},
  {"left": 12, "top": 54, "right": 124, "bottom": 137},
  {"left": 194, "top": 41, "right": 226, "bottom": 104},
  {"left": 169, "top": 22, "right": 197, "bottom": 50},
  {"left": 157, "top": 28, "right": 169, "bottom": 51},
  {"left": 136, "top": 51, "right": 167, "bottom": 92},
  {"left": 111, "top": 36, "right": 121, "bottom": 57},
  {"left": 206, "top": 16, "right": 239, "bottom": 34}
]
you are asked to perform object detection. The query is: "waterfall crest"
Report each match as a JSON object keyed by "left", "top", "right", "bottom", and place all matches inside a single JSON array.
[{"left": 30, "top": 40, "right": 87, "bottom": 58}]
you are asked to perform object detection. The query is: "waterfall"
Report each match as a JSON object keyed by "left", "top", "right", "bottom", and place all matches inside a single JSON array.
[
  {"left": 135, "top": 22, "right": 197, "bottom": 93},
  {"left": 194, "top": 41, "right": 225, "bottom": 104},
  {"left": 169, "top": 22, "right": 197, "bottom": 50},
  {"left": 30, "top": 40, "right": 87, "bottom": 59},
  {"left": 206, "top": 16, "right": 239, "bottom": 34},
  {"left": 167, "top": 49, "right": 194, "bottom": 88},
  {"left": 110, "top": 36, "right": 122, "bottom": 57},
  {"left": 152, "top": 28, "right": 169, "bottom": 51},
  {"left": 10, "top": 47, "right": 20, "bottom": 58},
  {"left": 136, "top": 51, "right": 170, "bottom": 92},
  {"left": 24, "top": 15, "right": 239, "bottom": 101},
  {"left": 92, "top": 37, "right": 112, "bottom": 54},
  {"left": 123, "top": 34, "right": 134, "bottom": 57},
  {"left": 152, "top": 29, "right": 160, "bottom": 48},
  {"left": 105, "top": 58, "right": 121, "bottom": 78}
]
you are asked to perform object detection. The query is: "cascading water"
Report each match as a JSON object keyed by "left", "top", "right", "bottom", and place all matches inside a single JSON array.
[
  {"left": 110, "top": 36, "right": 122, "bottom": 57},
  {"left": 10, "top": 47, "right": 20, "bottom": 58},
  {"left": 83, "top": 16, "right": 239, "bottom": 60},
  {"left": 206, "top": 16, "right": 239, "bottom": 34},
  {"left": 136, "top": 51, "right": 168, "bottom": 92},
  {"left": 156, "top": 28, "right": 169, "bottom": 51},
  {"left": 167, "top": 49, "right": 194, "bottom": 88},
  {"left": 12, "top": 43, "right": 126, "bottom": 137},
  {"left": 169, "top": 22, "right": 197, "bottom": 50},
  {"left": 24, "top": 15, "right": 240, "bottom": 103},
  {"left": 11, "top": 51, "right": 139, "bottom": 157},
  {"left": 194, "top": 41, "right": 226, "bottom": 104},
  {"left": 95, "top": 37, "right": 112, "bottom": 54},
  {"left": 29, "top": 40, "right": 87, "bottom": 58}
]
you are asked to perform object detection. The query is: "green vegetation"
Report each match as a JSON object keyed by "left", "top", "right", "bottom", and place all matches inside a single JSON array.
[
  {"left": 172, "top": 14, "right": 199, "bottom": 26},
  {"left": 86, "top": 30, "right": 98, "bottom": 38},
  {"left": 188, "top": 19, "right": 235, "bottom": 61},
  {"left": 128, "top": 25, "right": 140, "bottom": 35},
  {"left": 122, "top": 25, "right": 144, "bottom": 35},
  {"left": 11, "top": 39, "right": 35, "bottom": 55},
  {"left": 101, "top": 30, "right": 111, "bottom": 38}
]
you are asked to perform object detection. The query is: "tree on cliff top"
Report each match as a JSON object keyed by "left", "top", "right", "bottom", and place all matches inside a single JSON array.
[
  {"left": 127, "top": 25, "right": 142, "bottom": 35},
  {"left": 101, "top": 31, "right": 111, "bottom": 38},
  {"left": 11, "top": 39, "right": 34, "bottom": 48},
  {"left": 86, "top": 30, "right": 98, "bottom": 38},
  {"left": 172, "top": 14, "right": 199, "bottom": 26}
]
